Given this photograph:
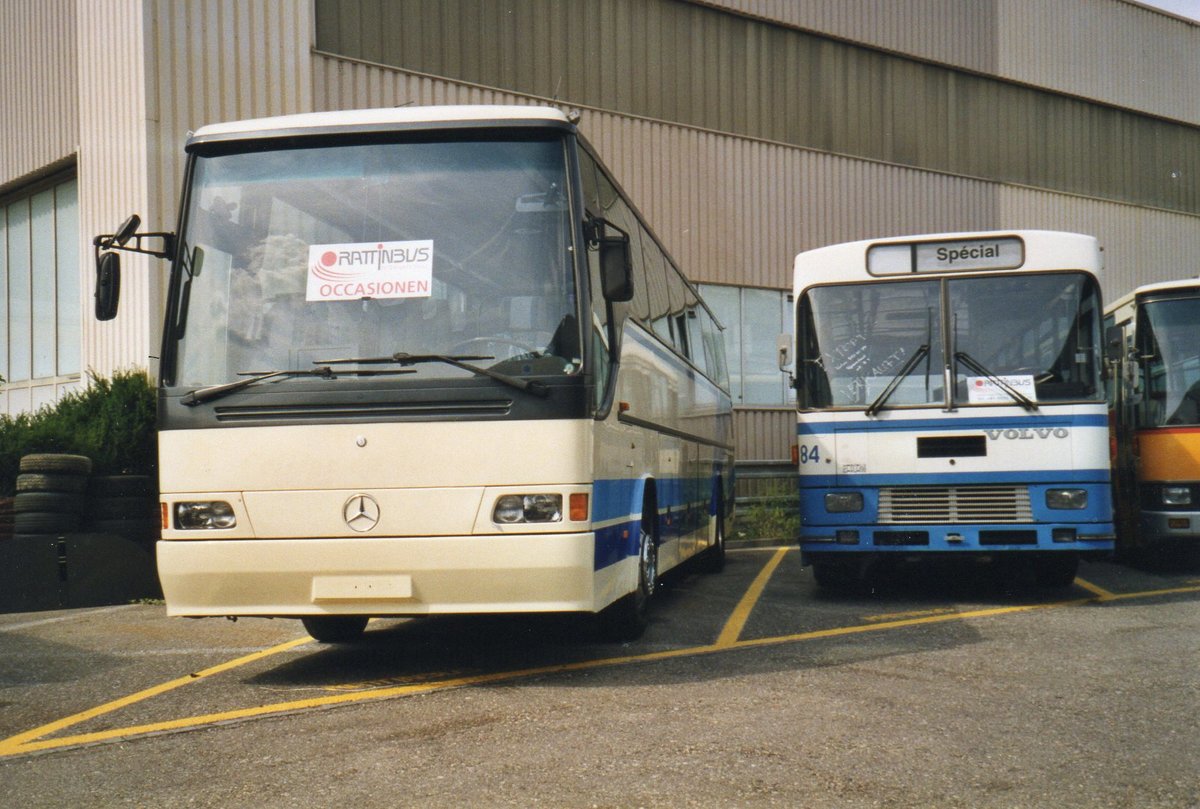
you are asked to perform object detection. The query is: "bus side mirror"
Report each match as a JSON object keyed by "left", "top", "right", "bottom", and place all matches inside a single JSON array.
[
  {"left": 600, "top": 234, "right": 634, "bottom": 302},
  {"left": 95, "top": 251, "right": 121, "bottom": 321},
  {"left": 777, "top": 333, "right": 793, "bottom": 371},
  {"left": 1104, "top": 325, "right": 1124, "bottom": 362}
]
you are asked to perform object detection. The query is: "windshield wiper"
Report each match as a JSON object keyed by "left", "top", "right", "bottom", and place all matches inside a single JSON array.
[
  {"left": 316, "top": 352, "right": 550, "bottom": 398},
  {"left": 954, "top": 351, "right": 1039, "bottom": 411},
  {"left": 865, "top": 344, "right": 931, "bottom": 417},
  {"left": 180, "top": 366, "right": 413, "bottom": 406}
]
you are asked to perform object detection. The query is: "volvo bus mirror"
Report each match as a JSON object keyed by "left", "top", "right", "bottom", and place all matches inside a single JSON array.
[
  {"left": 95, "top": 251, "right": 121, "bottom": 321},
  {"left": 1104, "top": 324, "right": 1124, "bottom": 362},
  {"left": 600, "top": 232, "right": 634, "bottom": 302}
]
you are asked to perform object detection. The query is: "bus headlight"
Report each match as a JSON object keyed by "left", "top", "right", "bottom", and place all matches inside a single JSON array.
[
  {"left": 1046, "top": 489, "right": 1088, "bottom": 510},
  {"left": 824, "top": 492, "right": 864, "bottom": 513},
  {"left": 175, "top": 501, "right": 237, "bottom": 529},
  {"left": 1161, "top": 486, "right": 1193, "bottom": 506},
  {"left": 493, "top": 494, "right": 563, "bottom": 524}
]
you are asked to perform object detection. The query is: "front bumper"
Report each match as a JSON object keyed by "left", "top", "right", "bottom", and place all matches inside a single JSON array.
[{"left": 157, "top": 533, "right": 599, "bottom": 617}]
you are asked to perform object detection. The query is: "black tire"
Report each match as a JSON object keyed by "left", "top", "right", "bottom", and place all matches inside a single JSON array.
[
  {"left": 90, "top": 475, "right": 155, "bottom": 497},
  {"left": 812, "top": 559, "right": 859, "bottom": 589},
  {"left": 19, "top": 453, "right": 93, "bottom": 476},
  {"left": 1034, "top": 554, "right": 1079, "bottom": 589},
  {"left": 13, "top": 511, "right": 83, "bottom": 533},
  {"left": 301, "top": 615, "right": 369, "bottom": 643},
  {"left": 14, "top": 492, "right": 89, "bottom": 514},
  {"left": 16, "top": 473, "right": 89, "bottom": 494},
  {"left": 599, "top": 505, "right": 658, "bottom": 642},
  {"left": 696, "top": 499, "right": 727, "bottom": 574}
]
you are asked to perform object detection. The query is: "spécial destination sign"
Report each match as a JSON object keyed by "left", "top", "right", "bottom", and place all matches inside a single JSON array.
[
  {"left": 867, "top": 237, "right": 1024, "bottom": 275},
  {"left": 306, "top": 240, "right": 434, "bottom": 302}
]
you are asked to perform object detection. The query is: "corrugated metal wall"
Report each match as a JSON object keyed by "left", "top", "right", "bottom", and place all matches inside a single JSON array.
[
  {"left": 313, "top": 0, "right": 1200, "bottom": 216},
  {"left": 0, "top": 0, "right": 77, "bottom": 194},
  {"left": 702, "top": 0, "right": 1200, "bottom": 127},
  {"left": 314, "top": 46, "right": 1200, "bottom": 297},
  {"left": 77, "top": 1, "right": 153, "bottom": 382},
  {"left": 77, "top": 0, "right": 313, "bottom": 379}
]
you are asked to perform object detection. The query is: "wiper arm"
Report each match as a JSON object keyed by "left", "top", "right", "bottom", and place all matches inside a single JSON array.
[
  {"left": 865, "top": 344, "right": 931, "bottom": 417},
  {"left": 316, "top": 352, "right": 550, "bottom": 398},
  {"left": 182, "top": 366, "right": 367, "bottom": 406},
  {"left": 954, "top": 351, "right": 1039, "bottom": 411}
]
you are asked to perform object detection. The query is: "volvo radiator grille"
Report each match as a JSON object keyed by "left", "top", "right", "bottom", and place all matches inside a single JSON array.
[{"left": 879, "top": 486, "right": 1032, "bottom": 524}]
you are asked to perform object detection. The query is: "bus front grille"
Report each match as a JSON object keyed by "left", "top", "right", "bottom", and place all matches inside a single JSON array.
[{"left": 878, "top": 485, "right": 1032, "bottom": 524}]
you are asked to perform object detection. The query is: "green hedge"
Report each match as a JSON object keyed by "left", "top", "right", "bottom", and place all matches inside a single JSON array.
[{"left": 0, "top": 369, "right": 157, "bottom": 496}]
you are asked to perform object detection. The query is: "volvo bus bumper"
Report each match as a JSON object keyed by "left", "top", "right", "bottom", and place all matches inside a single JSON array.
[
  {"left": 798, "top": 522, "right": 1115, "bottom": 562},
  {"left": 157, "top": 533, "right": 600, "bottom": 617}
]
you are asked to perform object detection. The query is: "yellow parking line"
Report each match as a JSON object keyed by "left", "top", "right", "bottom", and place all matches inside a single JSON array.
[
  {"left": 3, "top": 571, "right": 1198, "bottom": 758},
  {"left": 1074, "top": 577, "right": 1116, "bottom": 600},
  {"left": 0, "top": 635, "right": 313, "bottom": 757},
  {"left": 715, "top": 547, "right": 791, "bottom": 647}
]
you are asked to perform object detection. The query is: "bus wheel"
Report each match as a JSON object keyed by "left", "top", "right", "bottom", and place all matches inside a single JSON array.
[
  {"left": 301, "top": 615, "right": 369, "bottom": 643},
  {"left": 811, "top": 560, "right": 858, "bottom": 589},
  {"left": 696, "top": 501, "right": 726, "bottom": 574},
  {"left": 599, "top": 518, "right": 657, "bottom": 642},
  {"left": 1034, "top": 554, "right": 1079, "bottom": 589}
]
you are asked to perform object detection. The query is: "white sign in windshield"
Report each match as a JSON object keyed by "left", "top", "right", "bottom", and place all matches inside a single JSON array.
[
  {"left": 306, "top": 240, "right": 434, "bottom": 302},
  {"left": 966, "top": 375, "right": 1038, "bottom": 404}
]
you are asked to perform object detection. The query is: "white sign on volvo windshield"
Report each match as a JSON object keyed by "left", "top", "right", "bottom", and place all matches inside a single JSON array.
[{"left": 867, "top": 236, "right": 1025, "bottom": 275}]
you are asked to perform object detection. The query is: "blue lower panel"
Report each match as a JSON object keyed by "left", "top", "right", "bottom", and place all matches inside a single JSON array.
[
  {"left": 594, "top": 519, "right": 641, "bottom": 571},
  {"left": 799, "top": 522, "right": 1114, "bottom": 553}
]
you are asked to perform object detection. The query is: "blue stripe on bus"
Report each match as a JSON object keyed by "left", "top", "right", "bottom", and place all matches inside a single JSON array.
[
  {"left": 592, "top": 475, "right": 720, "bottom": 571},
  {"left": 796, "top": 413, "right": 1109, "bottom": 435}
]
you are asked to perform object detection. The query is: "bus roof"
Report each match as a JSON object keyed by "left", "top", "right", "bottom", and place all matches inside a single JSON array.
[
  {"left": 1104, "top": 277, "right": 1200, "bottom": 317},
  {"left": 792, "top": 229, "right": 1101, "bottom": 292},
  {"left": 187, "top": 105, "right": 573, "bottom": 148}
]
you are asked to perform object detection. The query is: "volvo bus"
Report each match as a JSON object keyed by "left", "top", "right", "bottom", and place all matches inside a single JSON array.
[
  {"left": 93, "top": 105, "right": 734, "bottom": 642},
  {"left": 1106, "top": 279, "right": 1200, "bottom": 558},
  {"left": 786, "top": 230, "right": 1114, "bottom": 587}
]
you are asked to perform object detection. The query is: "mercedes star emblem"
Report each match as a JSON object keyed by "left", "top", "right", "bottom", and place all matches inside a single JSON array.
[{"left": 343, "top": 494, "right": 381, "bottom": 532}]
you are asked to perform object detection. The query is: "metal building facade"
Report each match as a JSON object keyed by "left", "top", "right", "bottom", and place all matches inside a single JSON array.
[{"left": 2, "top": 0, "right": 1198, "bottom": 469}]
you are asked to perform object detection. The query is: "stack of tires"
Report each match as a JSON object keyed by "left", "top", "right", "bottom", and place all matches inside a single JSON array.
[
  {"left": 88, "top": 474, "right": 160, "bottom": 546},
  {"left": 12, "top": 453, "right": 93, "bottom": 539}
]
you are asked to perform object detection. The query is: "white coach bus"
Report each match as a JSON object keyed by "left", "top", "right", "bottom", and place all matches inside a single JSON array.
[
  {"left": 786, "top": 230, "right": 1114, "bottom": 587},
  {"left": 93, "top": 105, "right": 734, "bottom": 641}
]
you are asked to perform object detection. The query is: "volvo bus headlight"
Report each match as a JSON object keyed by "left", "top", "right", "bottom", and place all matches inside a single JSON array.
[
  {"left": 824, "top": 492, "right": 864, "bottom": 513},
  {"left": 493, "top": 494, "right": 563, "bottom": 524},
  {"left": 175, "top": 501, "right": 237, "bottom": 529},
  {"left": 1046, "top": 489, "right": 1088, "bottom": 510},
  {"left": 1161, "top": 486, "right": 1193, "bottom": 506}
]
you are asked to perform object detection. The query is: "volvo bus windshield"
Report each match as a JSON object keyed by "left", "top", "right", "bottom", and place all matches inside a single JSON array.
[
  {"left": 169, "top": 135, "right": 580, "bottom": 390},
  {"left": 798, "top": 271, "right": 1102, "bottom": 409}
]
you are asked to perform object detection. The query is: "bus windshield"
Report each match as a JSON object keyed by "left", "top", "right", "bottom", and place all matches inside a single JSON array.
[
  {"left": 798, "top": 271, "right": 1102, "bottom": 409},
  {"left": 170, "top": 135, "right": 580, "bottom": 388},
  {"left": 1136, "top": 294, "right": 1200, "bottom": 427}
]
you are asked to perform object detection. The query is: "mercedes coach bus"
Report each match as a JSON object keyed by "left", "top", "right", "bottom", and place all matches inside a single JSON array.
[
  {"left": 92, "top": 105, "right": 734, "bottom": 641},
  {"left": 1106, "top": 279, "right": 1200, "bottom": 558},
  {"left": 786, "top": 230, "right": 1113, "bottom": 587}
]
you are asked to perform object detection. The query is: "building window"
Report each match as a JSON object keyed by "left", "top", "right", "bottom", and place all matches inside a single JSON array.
[
  {"left": 1, "top": 176, "right": 81, "bottom": 414},
  {"left": 699, "top": 284, "right": 793, "bottom": 407}
]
